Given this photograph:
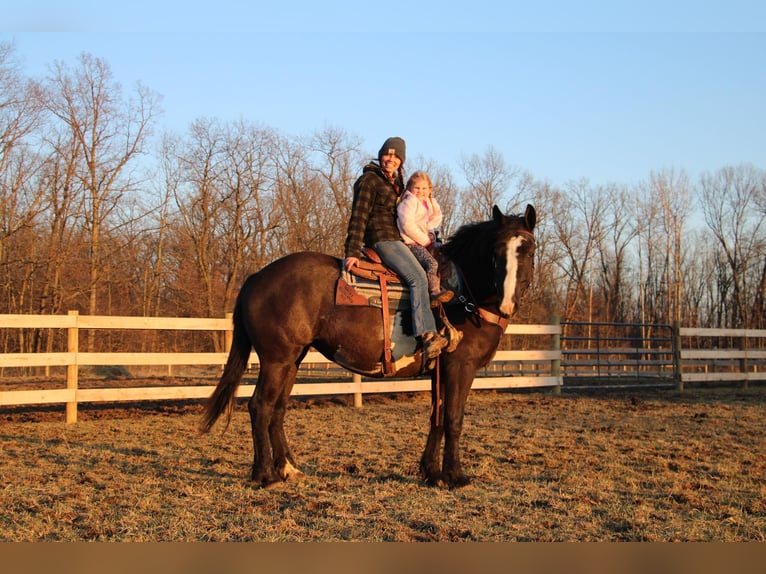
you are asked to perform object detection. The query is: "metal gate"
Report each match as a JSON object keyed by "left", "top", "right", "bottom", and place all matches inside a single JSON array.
[{"left": 561, "top": 321, "right": 677, "bottom": 387}]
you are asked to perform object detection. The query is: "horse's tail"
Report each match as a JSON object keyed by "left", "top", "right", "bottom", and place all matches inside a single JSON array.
[{"left": 200, "top": 292, "right": 252, "bottom": 434}]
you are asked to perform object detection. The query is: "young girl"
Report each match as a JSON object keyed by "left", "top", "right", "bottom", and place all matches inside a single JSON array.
[{"left": 396, "top": 171, "right": 454, "bottom": 306}]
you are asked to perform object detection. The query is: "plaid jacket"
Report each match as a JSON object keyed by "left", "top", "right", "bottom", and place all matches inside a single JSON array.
[{"left": 344, "top": 162, "right": 404, "bottom": 258}]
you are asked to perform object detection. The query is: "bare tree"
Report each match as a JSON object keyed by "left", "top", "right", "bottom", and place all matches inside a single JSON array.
[
  {"left": 0, "top": 42, "right": 44, "bottom": 182},
  {"left": 700, "top": 164, "right": 766, "bottom": 328},
  {"left": 458, "top": 145, "right": 518, "bottom": 222},
  {"left": 272, "top": 133, "right": 340, "bottom": 256},
  {"left": 0, "top": 42, "right": 47, "bottom": 278},
  {"left": 43, "top": 53, "right": 160, "bottom": 324},
  {"left": 137, "top": 155, "right": 174, "bottom": 318},
  {"left": 168, "top": 118, "right": 280, "bottom": 327},
  {"left": 552, "top": 179, "right": 606, "bottom": 324},
  {"left": 0, "top": 40, "right": 49, "bottom": 358},
  {"left": 631, "top": 168, "right": 692, "bottom": 332},
  {"left": 34, "top": 132, "right": 88, "bottom": 317},
  {"left": 651, "top": 168, "right": 691, "bottom": 324},
  {"left": 594, "top": 183, "right": 637, "bottom": 324},
  {"left": 304, "top": 126, "right": 360, "bottom": 213},
  {"left": 680, "top": 228, "right": 717, "bottom": 327},
  {"left": 303, "top": 126, "right": 362, "bottom": 256}
]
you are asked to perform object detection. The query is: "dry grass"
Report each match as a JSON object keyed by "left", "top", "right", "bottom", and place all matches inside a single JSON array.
[{"left": 1, "top": 387, "right": 764, "bottom": 541}]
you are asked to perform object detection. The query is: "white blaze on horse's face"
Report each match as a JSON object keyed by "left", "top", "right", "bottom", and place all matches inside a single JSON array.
[{"left": 499, "top": 235, "right": 528, "bottom": 317}]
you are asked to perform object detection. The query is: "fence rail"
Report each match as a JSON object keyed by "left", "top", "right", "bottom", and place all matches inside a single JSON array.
[
  {"left": 0, "top": 312, "right": 562, "bottom": 422},
  {"left": 678, "top": 326, "right": 766, "bottom": 388},
  {"left": 3, "top": 314, "right": 763, "bottom": 423}
]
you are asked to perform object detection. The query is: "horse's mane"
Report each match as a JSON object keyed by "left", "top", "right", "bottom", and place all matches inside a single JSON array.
[{"left": 441, "top": 219, "right": 497, "bottom": 263}]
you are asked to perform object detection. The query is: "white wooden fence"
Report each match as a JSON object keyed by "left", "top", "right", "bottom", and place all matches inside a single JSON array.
[
  {"left": 679, "top": 326, "right": 766, "bottom": 389},
  {"left": 0, "top": 312, "right": 563, "bottom": 423},
  {"left": 5, "top": 315, "right": 759, "bottom": 423}
]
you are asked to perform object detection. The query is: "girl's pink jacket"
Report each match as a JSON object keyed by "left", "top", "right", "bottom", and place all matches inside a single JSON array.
[{"left": 396, "top": 190, "right": 443, "bottom": 247}]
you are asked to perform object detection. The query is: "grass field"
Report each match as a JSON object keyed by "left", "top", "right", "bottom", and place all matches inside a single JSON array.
[{"left": 1, "top": 386, "right": 764, "bottom": 541}]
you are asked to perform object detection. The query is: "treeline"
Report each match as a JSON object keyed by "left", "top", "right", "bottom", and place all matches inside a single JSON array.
[{"left": 2, "top": 44, "right": 766, "bottom": 354}]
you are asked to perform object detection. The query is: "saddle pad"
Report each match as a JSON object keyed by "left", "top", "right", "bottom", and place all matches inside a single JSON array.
[
  {"left": 335, "top": 255, "right": 463, "bottom": 310},
  {"left": 335, "top": 271, "right": 409, "bottom": 311}
]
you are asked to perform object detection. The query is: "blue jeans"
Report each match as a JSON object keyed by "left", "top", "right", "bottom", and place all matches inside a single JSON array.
[{"left": 374, "top": 240, "right": 436, "bottom": 337}]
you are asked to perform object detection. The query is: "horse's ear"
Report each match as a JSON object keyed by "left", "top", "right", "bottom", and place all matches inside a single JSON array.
[
  {"left": 524, "top": 204, "right": 536, "bottom": 231},
  {"left": 492, "top": 205, "right": 503, "bottom": 222}
]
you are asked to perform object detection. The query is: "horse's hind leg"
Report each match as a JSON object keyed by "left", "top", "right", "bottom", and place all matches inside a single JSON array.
[
  {"left": 249, "top": 360, "right": 299, "bottom": 487},
  {"left": 270, "top": 372, "right": 304, "bottom": 482}
]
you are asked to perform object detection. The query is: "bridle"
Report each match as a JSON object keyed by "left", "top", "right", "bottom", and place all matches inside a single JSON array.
[{"left": 457, "top": 228, "right": 535, "bottom": 331}]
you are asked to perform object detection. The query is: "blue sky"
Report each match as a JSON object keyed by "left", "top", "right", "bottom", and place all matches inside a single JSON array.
[{"left": 3, "top": 2, "right": 765, "bottom": 189}]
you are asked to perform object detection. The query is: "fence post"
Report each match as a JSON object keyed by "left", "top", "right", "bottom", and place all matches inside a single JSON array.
[
  {"left": 66, "top": 310, "right": 79, "bottom": 423},
  {"left": 550, "top": 314, "right": 561, "bottom": 395},
  {"left": 218, "top": 312, "right": 233, "bottom": 377},
  {"left": 353, "top": 373, "right": 363, "bottom": 407},
  {"left": 224, "top": 312, "right": 233, "bottom": 354},
  {"left": 672, "top": 321, "right": 683, "bottom": 393},
  {"left": 739, "top": 333, "right": 749, "bottom": 390}
]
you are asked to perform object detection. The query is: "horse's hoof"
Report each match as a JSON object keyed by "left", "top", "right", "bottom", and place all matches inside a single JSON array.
[
  {"left": 422, "top": 473, "right": 449, "bottom": 489},
  {"left": 449, "top": 476, "right": 472, "bottom": 489},
  {"left": 278, "top": 460, "right": 305, "bottom": 482},
  {"left": 251, "top": 468, "right": 281, "bottom": 488},
  {"left": 282, "top": 469, "right": 305, "bottom": 483},
  {"left": 262, "top": 479, "right": 286, "bottom": 490}
]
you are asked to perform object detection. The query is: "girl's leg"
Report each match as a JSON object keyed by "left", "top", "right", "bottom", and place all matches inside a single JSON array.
[{"left": 374, "top": 241, "right": 435, "bottom": 336}]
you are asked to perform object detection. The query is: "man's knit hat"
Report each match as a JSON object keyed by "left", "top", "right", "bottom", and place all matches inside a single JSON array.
[{"left": 378, "top": 137, "right": 406, "bottom": 164}]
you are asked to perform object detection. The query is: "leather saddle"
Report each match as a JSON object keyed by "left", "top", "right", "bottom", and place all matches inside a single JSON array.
[
  {"left": 347, "top": 247, "right": 401, "bottom": 283},
  {"left": 335, "top": 247, "right": 461, "bottom": 376}
]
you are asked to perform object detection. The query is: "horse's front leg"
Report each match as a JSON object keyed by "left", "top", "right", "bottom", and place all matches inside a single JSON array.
[
  {"left": 420, "top": 362, "right": 448, "bottom": 487},
  {"left": 420, "top": 418, "right": 445, "bottom": 487},
  {"left": 440, "top": 368, "right": 474, "bottom": 488}
]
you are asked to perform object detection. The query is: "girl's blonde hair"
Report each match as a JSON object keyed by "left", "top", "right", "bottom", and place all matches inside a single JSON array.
[{"left": 405, "top": 170, "right": 433, "bottom": 192}]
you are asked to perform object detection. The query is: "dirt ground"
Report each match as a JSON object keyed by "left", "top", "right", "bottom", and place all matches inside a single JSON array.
[{"left": 0, "top": 385, "right": 764, "bottom": 541}]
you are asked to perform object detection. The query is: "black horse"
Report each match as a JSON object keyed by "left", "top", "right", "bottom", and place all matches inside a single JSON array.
[{"left": 201, "top": 204, "right": 536, "bottom": 488}]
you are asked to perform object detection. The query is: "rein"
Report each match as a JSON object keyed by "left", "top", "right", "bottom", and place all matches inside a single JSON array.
[{"left": 453, "top": 264, "right": 509, "bottom": 332}]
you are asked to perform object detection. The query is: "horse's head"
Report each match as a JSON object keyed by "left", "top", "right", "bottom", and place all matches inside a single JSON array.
[{"left": 492, "top": 204, "right": 536, "bottom": 318}]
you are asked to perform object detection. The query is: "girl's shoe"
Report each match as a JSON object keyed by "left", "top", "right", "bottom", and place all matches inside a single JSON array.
[{"left": 430, "top": 289, "right": 454, "bottom": 307}]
